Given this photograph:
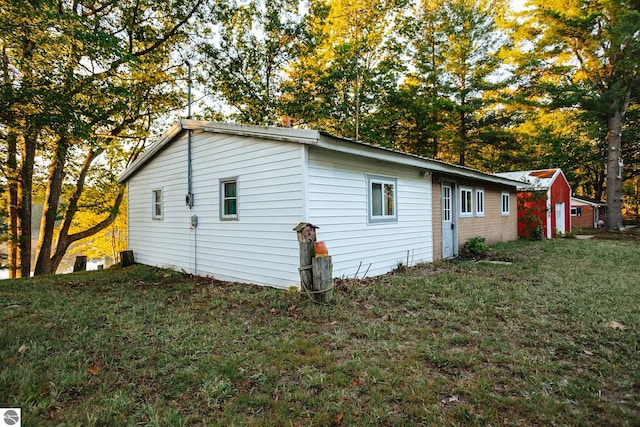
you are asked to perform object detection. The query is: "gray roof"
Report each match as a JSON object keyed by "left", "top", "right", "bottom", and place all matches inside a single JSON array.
[
  {"left": 118, "top": 120, "right": 524, "bottom": 188},
  {"left": 495, "top": 169, "right": 564, "bottom": 191}
]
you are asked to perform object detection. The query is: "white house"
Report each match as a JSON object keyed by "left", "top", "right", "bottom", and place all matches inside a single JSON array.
[{"left": 118, "top": 120, "right": 520, "bottom": 289}]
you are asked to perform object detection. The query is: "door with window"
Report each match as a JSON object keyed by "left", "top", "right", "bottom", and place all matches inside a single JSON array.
[{"left": 442, "top": 184, "right": 456, "bottom": 258}]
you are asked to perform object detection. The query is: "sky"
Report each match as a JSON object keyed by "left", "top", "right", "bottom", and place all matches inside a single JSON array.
[{"left": 511, "top": 0, "right": 528, "bottom": 12}]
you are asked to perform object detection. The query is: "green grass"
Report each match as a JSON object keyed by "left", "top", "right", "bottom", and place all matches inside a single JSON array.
[{"left": 1, "top": 238, "right": 639, "bottom": 426}]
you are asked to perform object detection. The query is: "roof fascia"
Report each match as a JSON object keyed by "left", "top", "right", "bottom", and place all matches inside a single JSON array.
[
  {"left": 117, "top": 120, "right": 321, "bottom": 183},
  {"left": 117, "top": 122, "right": 184, "bottom": 183},
  {"left": 118, "top": 120, "right": 525, "bottom": 189},
  {"left": 571, "top": 196, "right": 603, "bottom": 207},
  {"left": 181, "top": 119, "right": 321, "bottom": 145},
  {"left": 316, "top": 133, "right": 524, "bottom": 188}
]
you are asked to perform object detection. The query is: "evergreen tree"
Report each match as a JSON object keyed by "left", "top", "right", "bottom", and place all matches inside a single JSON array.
[{"left": 514, "top": 0, "right": 640, "bottom": 230}]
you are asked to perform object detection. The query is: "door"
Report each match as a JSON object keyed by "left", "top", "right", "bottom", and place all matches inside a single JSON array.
[
  {"left": 555, "top": 202, "right": 565, "bottom": 234},
  {"left": 442, "top": 184, "right": 456, "bottom": 258}
]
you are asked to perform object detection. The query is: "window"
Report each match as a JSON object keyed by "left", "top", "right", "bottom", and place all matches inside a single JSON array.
[
  {"left": 368, "top": 175, "right": 397, "bottom": 223},
  {"left": 460, "top": 187, "right": 473, "bottom": 217},
  {"left": 571, "top": 207, "right": 581, "bottom": 217},
  {"left": 442, "top": 185, "right": 452, "bottom": 222},
  {"left": 501, "top": 192, "right": 510, "bottom": 216},
  {"left": 152, "top": 189, "right": 163, "bottom": 220},
  {"left": 220, "top": 179, "right": 238, "bottom": 220},
  {"left": 476, "top": 188, "right": 485, "bottom": 217}
]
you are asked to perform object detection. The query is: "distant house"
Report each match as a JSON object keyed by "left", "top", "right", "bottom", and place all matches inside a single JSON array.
[
  {"left": 495, "top": 169, "right": 572, "bottom": 238},
  {"left": 571, "top": 196, "right": 606, "bottom": 229},
  {"left": 118, "top": 120, "right": 520, "bottom": 289}
]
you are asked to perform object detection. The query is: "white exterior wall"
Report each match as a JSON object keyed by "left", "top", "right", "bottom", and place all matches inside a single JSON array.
[
  {"left": 127, "top": 131, "right": 304, "bottom": 288},
  {"left": 307, "top": 147, "right": 433, "bottom": 279}
]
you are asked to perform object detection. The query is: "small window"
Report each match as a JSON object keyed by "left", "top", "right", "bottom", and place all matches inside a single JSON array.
[
  {"left": 476, "top": 188, "right": 485, "bottom": 217},
  {"left": 220, "top": 179, "right": 238, "bottom": 220},
  {"left": 501, "top": 192, "right": 510, "bottom": 216},
  {"left": 152, "top": 189, "right": 163, "bottom": 220},
  {"left": 460, "top": 187, "right": 473, "bottom": 217},
  {"left": 442, "top": 185, "right": 452, "bottom": 222},
  {"left": 368, "top": 175, "right": 397, "bottom": 223}
]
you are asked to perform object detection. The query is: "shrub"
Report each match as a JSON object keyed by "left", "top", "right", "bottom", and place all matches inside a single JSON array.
[
  {"left": 530, "top": 225, "right": 544, "bottom": 241},
  {"left": 460, "top": 236, "right": 491, "bottom": 259}
]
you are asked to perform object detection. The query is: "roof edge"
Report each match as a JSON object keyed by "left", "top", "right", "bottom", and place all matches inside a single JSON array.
[
  {"left": 117, "top": 122, "right": 183, "bottom": 183},
  {"left": 316, "top": 133, "right": 525, "bottom": 188},
  {"left": 118, "top": 120, "right": 525, "bottom": 188},
  {"left": 118, "top": 120, "right": 321, "bottom": 183}
]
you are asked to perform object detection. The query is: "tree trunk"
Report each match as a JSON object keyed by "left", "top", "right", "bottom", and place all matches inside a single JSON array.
[
  {"left": 50, "top": 187, "right": 125, "bottom": 273},
  {"left": 604, "top": 113, "right": 624, "bottom": 231},
  {"left": 459, "top": 108, "right": 467, "bottom": 167},
  {"left": 34, "top": 138, "right": 69, "bottom": 275},
  {"left": 18, "top": 129, "right": 37, "bottom": 278},
  {"left": 6, "top": 131, "right": 19, "bottom": 278},
  {"left": 593, "top": 170, "right": 605, "bottom": 202}
]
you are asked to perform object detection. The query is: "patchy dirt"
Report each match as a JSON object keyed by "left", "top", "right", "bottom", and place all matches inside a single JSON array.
[{"left": 589, "top": 226, "right": 640, "bottom": 241}]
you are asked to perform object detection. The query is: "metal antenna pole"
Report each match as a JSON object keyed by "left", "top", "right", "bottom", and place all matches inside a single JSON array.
[
  {"left": 185, "top": 60, "right": 194, "bottom": 208},
  {"left": 185, "top": 60, "right": 192, "bottom": 119}
]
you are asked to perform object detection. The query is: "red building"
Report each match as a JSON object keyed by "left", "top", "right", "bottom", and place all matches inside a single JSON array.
[
  {"left": 571, "top": 196, "right": 606, "bottom": 229},
  {"left": 495, "top": 169, "right": 572, "bottom": 239}
]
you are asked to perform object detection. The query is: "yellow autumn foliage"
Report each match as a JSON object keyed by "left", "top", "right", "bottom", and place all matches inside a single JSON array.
[{"left": 67, "top": 195, "right": 128, "bottom": 265}]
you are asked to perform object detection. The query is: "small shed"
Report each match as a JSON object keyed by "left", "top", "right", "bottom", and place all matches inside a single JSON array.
[
  {"left": 571, "top": 196, "right": 606, "bottom": 229},
  {"left": 118, "top": 120, "right": 520, "bottom": 289},
  {"left": 495, "top": 169, "right": 572, "bottom": 239}
]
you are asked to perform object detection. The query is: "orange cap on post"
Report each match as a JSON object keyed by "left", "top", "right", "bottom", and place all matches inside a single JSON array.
[{"left": 315, "top": 241, "right": 329, "bottom": 257}]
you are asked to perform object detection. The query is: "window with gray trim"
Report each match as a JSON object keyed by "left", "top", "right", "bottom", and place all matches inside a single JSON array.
[
  {"left": 368, "top": 175, "right": 397, "bottom": 223},
  {"left": 220, "top": 178, "right": 238, "bottom": 220},
  {"left": 152, "top": 189, "right": 163, "bottom": 220}
]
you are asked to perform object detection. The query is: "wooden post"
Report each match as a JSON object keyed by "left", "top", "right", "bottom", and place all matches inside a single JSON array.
[
  {"left": 299, "top": 241, "right": 315, "bottom": 292},
  {"left": 120, "top": 250, "right": 135, "bottom": 267},
  {"left": 73, "top": 256, "right": 87, "bottom": 272},
  {"left": 293, "top": 223, "right": 318, "bottom": 292},
  {"left": 312, "top": 256, "right": 333, "bottom": 304}
]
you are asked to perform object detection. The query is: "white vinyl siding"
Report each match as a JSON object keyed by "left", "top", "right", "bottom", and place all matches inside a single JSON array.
[
  {"left": 127, "top": 131, "right": 304, "bottom": 288},
  {"left": 128, "top": 136, "right": 191, "bottom": 271},
  {"left": 308, "top": 147, "right": 432, "bottom": 279},
  {"left": 476, "top": 188, "right": 485, "bottom": 217},
  {"left": 460, "top": 187, "right": 473, "bottom": 217}
]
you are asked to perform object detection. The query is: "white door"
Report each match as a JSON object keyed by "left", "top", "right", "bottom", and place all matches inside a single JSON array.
[
  {"left": 442, "top": 184, "right": 455, "bottom": 258},
  {"left": 555, "top": 202, "right": 565, "bottom": 234}
]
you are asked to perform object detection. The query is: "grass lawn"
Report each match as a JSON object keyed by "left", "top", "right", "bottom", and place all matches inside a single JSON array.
[{"left": 1, "top": 237, "right": 639, "bottom": 426}]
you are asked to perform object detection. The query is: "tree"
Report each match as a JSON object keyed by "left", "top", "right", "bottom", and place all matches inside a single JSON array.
[
  {"left": 513, "top": 108, "right": 607, "bottom": 198},
  {"left": 68, "top": 192, "right": 128, "bottom": 266},
  {"left": 390, "top": 0, "right": 516, "bottom": 167},
  {"left": 515, "top": 0, "right": 640, "bottom": 230},
  {"left": 282, "top": 0, "right": 405, "bottom": 141},
  {"left": 0, "top": 0, "right": 213, "bottom": 276},
  {"left": 199, "top": 0, "right": 304, "bottom": 125}
]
